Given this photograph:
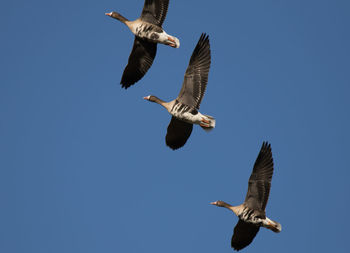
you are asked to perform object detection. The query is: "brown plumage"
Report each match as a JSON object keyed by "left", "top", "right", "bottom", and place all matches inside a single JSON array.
[
  {"left": 144, "top": 34, "right": 215, "bottom": 150},
  {"left": 120, "top": 37, "right": 157, "bottom": 87},
  {"left": 141, "top": 0, "right": 169, "bottom": 27},
  {"left": 176, "top": 33, "right": 211, "bottom": 110},
  {"left": 231, "top": 220, "right": 260, "bottom": 251},
  {"left": 165, "top": 117, "right": 193, "bottom": 150},
  {"left": 106, "top": 0, "right": 179, "bottom": 88},
  {"left": 211, "top": 142, "right": 281, "bottom": 251}
]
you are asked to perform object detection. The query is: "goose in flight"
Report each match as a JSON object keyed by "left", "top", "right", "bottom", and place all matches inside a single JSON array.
[
  {"left": 106, "top": 0, "right": 180, "bottom": 89},
  {"left": 211, "top": 142, "right": 281, "bottom": 251},
  {"left": 144, "top": 33, "right": 215, "bottom": 150}
]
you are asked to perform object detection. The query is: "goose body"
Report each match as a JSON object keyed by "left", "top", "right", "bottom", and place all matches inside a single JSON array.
[
  {"left": 211, "top": 142, "right": 281, "bottom": 251},
  {"left": 106, "top": 0, "right": 179, "bottom": 88},
  {"left": 144, "top": 33, "right": 215, "bottom": 150}
]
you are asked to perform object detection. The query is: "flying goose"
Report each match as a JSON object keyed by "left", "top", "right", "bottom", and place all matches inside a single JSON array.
[
  {"left": 211, "top": 142, "right": 281, "bottom": 251},
  {"left": 106, "top": 0, "right": 180, "bottom": 89},
  {"left": 144, "top": 33, "right": 215, "bottom": 150}
]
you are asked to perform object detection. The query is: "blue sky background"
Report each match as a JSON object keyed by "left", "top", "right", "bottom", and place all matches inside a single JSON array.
[{"left": 1, "top": 0, "right": 350, "bottom": 252}]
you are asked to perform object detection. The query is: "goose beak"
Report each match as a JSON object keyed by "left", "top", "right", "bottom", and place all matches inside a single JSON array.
[
  {"left": 143, "top": 96, "right": 150, "bottom": 100},
  {"left": 105, "top": 12, "right": 112, "bottom": 16},
  {"left": 210, "top": 201, "right": 217, "bottom": 205}
]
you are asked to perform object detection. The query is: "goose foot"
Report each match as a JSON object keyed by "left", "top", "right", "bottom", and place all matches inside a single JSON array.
[
  {"left": 265, "top": 222, "right": 275, "bottom": 230},
  {"left": 166, "top": 42, "right": 176, "bottom": 48},
  {"left": 201, "top": 118, "right": 210, "bottom": 124},
  {"left": 167, "top": 36, "right": 175, "bottom": 43}
]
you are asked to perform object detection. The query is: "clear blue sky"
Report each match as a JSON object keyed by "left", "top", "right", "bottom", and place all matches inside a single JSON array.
[{"left": 1, "top": 0, "right": 349, "bottom": 252}]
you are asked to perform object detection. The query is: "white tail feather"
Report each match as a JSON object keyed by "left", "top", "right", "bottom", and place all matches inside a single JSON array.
[
  {"left": 174, "top": 37, "right": 180, "bottom": 48},
  {"left": 264, "top": 217, "right": 282, "bottom": 233}
]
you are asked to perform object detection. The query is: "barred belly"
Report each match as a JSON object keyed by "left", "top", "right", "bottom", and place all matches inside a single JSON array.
[
  {"left": 170, "top": 103, "right": 201, "bottom": 124},
  {"left": 135, "top": 23, "right": 164, "bottom": 43},
  {"left": 238, "top": 207, "right": 264, "bottom": 226}
]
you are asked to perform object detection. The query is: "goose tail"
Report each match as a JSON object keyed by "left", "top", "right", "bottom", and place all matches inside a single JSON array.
[
  {"left": 264, "top": 217, "right": 282, "bottom": 233},
  {"left": 173, "top": 37, "right": 180, "bottom": 48}
]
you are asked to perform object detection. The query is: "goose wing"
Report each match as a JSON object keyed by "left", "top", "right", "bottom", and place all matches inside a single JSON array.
[
  {"left": 231, "top": 220, "right": 260, "bottom": 251},
  {"left": 140, "top": 0, "right": 169, "bottom": 27},
  {"left": 177, "top": 33, "right": 211, "bottom": 109},
  {"left": 244, "top": 142, "right": 274, "bottom": 212},
  {"left": 121, "top": 36, "right": 157, "bottom": 88},
  {"left": 165, "top": 117, "right": 193, "bottom": 150}
]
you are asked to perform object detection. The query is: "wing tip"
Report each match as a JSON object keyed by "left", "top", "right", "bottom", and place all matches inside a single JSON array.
[
  {"left": 165, "top": 134, "right": 188, "bottom": 150},
  {"left": 261, "top": 141, "right": 272, "bottom": 153},
  {"left": 166, "top": 143, "right": 182, "bottom": 150},
  {"left": 165, "top": 118, "right": 193, "bottom": 150},
  {"left": 199, "top": 32, "right": 209, "bottom": 40},
  {"left": 120, "top": 79, "right": 135, "bottom": 89},
  {"left": 187, "top": 32, "right": 211, "bottom": 70},
  {"left": 231, "top": 241, "right": 246, "bottom": 251},
  {"left": 165, "top": 137, "right": 187, "bottom": 150},
  {"left": 198, "top": 32, "right": 210, "bottom": 47}
]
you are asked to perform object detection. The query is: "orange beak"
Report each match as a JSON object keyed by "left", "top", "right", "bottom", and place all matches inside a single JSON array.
[{"left": 105, "top": 12, "right": 112, "bottom": 16}]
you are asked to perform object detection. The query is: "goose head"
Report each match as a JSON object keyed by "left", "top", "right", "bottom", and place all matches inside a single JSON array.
[{"left": 143, "top": 95, "right": 159, "bottom": 103}]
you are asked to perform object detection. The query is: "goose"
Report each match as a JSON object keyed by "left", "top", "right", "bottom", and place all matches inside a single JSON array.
[
  {"left": 105, "top": 0, "right": 180, "bottom": 89},
  {"left": 211, "top": 142, "right": 281, "bottom": 251},
  {"left": 144, "top": 33, "right": 215, "bottom": 150}
]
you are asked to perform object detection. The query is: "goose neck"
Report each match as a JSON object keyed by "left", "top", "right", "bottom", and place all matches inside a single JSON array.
[{"left": 113, "top": 12, "right": 129, "bottom": 24}]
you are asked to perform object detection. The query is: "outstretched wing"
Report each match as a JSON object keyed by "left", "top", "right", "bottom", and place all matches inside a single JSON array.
[
  {"left": 231, "top": 220, "right": 260, "bottom": 251},
  {"left": 177, "top": 33, "right": 211, "bottom": 109},
  {"left": 121, "top": 36, "right": 157, "bottom": 89},
  {"left": 140, "top": 0, "right": 169, "bottom": 27},
  {"left": 165, "top": 117, "right": 193, "bottom": 150},
  {"left": 244, "top": 142, "right": 274, "bottom": 211}
]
